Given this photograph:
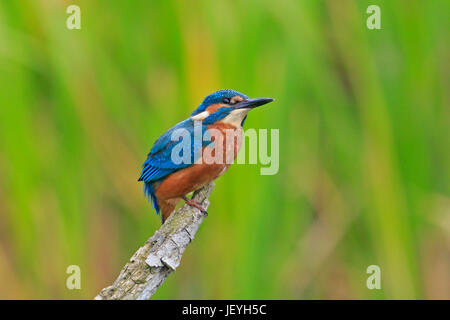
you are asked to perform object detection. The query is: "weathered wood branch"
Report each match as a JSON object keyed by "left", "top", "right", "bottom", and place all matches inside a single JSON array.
[{"left": 95, "top": 183, "right": 214, "bottom": 300}]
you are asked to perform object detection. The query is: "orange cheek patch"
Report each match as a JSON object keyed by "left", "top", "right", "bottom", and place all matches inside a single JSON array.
[
  {"left": 206, "top": 103, "right": 227, "bottom": 114},
  {"left": 230, "top": 96, "right": 243, "bottom": 104}
]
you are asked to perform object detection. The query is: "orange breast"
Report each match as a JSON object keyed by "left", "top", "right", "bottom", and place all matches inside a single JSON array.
[
  {"left": 155, "top": 161, "right": 228, "bottom": 200},
  {"left": 205, "top": 122, "right": 243, "bottom": 164},
  {"left": 154, "top": 124, "right": 243, "bottom": 200}
]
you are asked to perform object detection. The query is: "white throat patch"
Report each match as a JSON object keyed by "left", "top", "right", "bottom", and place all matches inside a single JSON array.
[{"left": 220, "top": 108, "right": 250, "bottom": 127}]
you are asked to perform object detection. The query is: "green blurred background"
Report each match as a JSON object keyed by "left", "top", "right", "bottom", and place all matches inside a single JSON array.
[{"left": 0, "top": 0, "right": 448, "bottom": 299}]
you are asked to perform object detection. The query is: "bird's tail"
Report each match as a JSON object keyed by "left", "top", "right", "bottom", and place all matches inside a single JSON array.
[{"left": 143, "top": 182, "right": 160, "bottom": 215}]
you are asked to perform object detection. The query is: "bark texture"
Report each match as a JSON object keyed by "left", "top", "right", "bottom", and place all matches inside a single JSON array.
[{"left": 95, "top": 183, "right": 214, "bottom": 300}]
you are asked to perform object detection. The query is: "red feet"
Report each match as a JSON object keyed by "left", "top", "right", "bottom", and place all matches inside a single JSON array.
[{"left": 182, "top": 196, "right": 207, "bottom": 215}]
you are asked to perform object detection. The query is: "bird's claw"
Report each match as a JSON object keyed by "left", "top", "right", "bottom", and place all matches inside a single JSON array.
[{"left": 182, "top": 196, "right": 207, "bottom": 215}]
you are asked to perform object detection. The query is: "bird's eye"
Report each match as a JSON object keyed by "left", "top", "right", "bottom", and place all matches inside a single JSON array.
[{"left": 222, "top": 98, "right": 231, "bottom": 104}]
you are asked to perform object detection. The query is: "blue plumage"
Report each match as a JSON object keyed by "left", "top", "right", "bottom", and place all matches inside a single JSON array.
[{"left": 203, "top": 107, "right": 234, "bottom": 125}]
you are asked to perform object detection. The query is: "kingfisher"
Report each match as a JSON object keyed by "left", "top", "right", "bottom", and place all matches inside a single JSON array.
[{"left": 138, "top": 89, "right": 274, "bottom": 223}]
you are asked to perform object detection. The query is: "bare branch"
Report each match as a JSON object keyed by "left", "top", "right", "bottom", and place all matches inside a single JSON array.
[{"left": 94, "top": 183, "right": 215, "bottom": 300}]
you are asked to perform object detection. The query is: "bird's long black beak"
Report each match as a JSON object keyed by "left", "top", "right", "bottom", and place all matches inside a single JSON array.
[{"left": 235, "top": 98, "right": 274, "bottom": 109}]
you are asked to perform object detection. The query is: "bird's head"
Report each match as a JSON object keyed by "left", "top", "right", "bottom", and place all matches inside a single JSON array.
[{"left": 191, "top": 89, "right": 274, "bottom": 127}]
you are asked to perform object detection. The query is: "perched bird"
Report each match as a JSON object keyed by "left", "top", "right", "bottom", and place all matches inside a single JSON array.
[{"left": 138, "top": 89, "right": 273, "bottom": 223}]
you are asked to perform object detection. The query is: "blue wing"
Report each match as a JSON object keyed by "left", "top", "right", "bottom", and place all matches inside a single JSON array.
[{"left": 139, "top": 118, "right": 210, "bottom": 214}]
